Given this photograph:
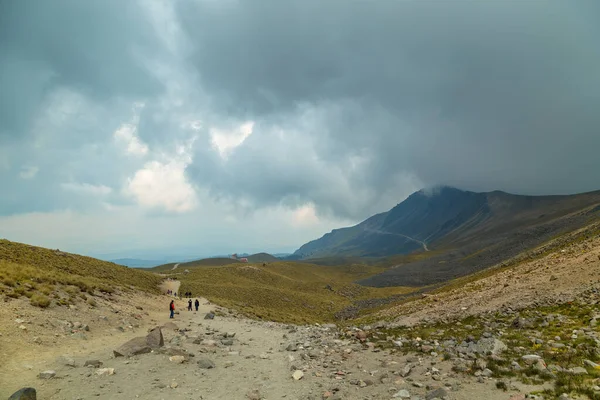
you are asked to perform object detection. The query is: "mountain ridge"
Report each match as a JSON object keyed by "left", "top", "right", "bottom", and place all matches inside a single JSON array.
[{"left": 292, "top": 186, "right": 600, "bottom": 264}]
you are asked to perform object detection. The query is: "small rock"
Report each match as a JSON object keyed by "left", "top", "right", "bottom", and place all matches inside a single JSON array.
[
  {"left": 521, "top": 354, "right": 542, "bottom": 365},
  {"left": 169, "top": 356, "right": 186, "bottom": 364},
  {"left": 585, "top": 360, "right": 600, "bottom": 369},
  {"left": 170, "top": 382, "right": 178, "bottom": 389},
  {"left": 292, "top": 370, "right": 304, "bottom": 380},
  {"left": 246, "top": 389, "right": 261, "bottom": 400},
  {"left": 204, "top": 313, "right": 215, "bottom": 320},
  {"left": 59, "top": 355, "right": 77, "bottom": 367},
  {"left": 570, "top": 367, "right": 587, "bottom": 375},
  {"left": 197, "top": 358, "right": 216, "bottom": 369},
  {"left": 38, "top": 371, "right": 56, "bottom": 379},
  {"left": 84, "top": 360, "right": 103, "bottom": 368},
  {"left": 393, "top": 389, "right": 411, "bottom": 398},
  {"left": 426, "top": 387, "right": 448, "bottom": 400},
  {"left": 96, "top": 368, "right": 115, "bottom": 376}
]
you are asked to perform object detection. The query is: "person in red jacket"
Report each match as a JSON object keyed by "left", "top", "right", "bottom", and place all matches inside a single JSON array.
[{"left": 169, "top": 300, "right": 175, "bottom": 319}]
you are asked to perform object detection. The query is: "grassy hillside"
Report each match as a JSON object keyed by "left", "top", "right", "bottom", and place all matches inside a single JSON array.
[
  {"left": 174, "top": 261, "right": 414, "bottom": 324},
  {"left": 246, "top": 252, "right": 280, "bottom": 263},
  {"left": 151, "top": 257, "right": 241, "bottom": 272},
  {"left": 0, "top": 239, "right": 163, "bottom": 307}
]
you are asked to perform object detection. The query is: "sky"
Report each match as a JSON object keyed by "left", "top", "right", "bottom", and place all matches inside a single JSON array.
[{"left": 1, "top": 0, "right": 600, "bottom": 260}]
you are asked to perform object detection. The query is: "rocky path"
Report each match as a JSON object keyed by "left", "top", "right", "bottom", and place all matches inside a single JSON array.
[{"left": 5, "top": 292, "right": 554, "bottom": 400}]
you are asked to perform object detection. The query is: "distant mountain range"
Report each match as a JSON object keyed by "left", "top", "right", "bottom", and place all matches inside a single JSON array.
[{"left": 290, "top": 186, "right": 600, "bottom": 286}]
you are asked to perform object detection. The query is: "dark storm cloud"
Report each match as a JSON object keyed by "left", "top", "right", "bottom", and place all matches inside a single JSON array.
[
  {"left": 178, "top": 0, "right": 600, "bottom": 219},
  {"left": 0, "top": 0, "right": 164, "bottom": 142},
  {"left": 2, "top": 0, "right": 600, "bottom": 224}
]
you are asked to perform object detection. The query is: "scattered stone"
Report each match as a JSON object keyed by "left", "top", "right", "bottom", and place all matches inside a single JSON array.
[
  {"left": 425, "top": 387, "right": 448, "bottom": 400},
  {"left": 400, "top": 365, "right": 412, "bottom": 377},
  {"left": 169, "top": 355, "right": 186, "bottom": 364},
  {"left": 521, "top": 354, "right": 542, "bottom": 365},
  {"left": 38, "top": 371, "right": 56, "bottom": 380},
  {"left": 393, "top": 389, "right": 411, "bottom": 398},
  {"left": 197, "top": 358, "right": 216, "bottom": 369},
  {"left": 96, "top": 368, "right": 115, "bottom": 376},
  {"left": 221, "top": 339, "right": 234, "bottom": 346},
  {"left": 204, "top": 313, "right": 215, "bottom": 320},
  {"left": 246, "top": 389, "right": 261, "bottom": 400},
  {"left": 477, "top": 338, "right": 507, "bottom": 355},
  {"left": 292, "top": 370, "right": 304, "bottom": 380},
  {"left": 84, "top": 360, "right": 103, "bottom": 368},
  {"left": 585, "top": 360, "right": 600, "bottom": 369},
  {"left": 59, "top": 355, "right": 76, "bottom": 367},
  {"left": 170, "top": 382, "right": 178, "bottom": 389},
  {"left": 8, "top": 387, "right": 37, "bottom": 400},
  {"left": 570, "top": 367, "right": 587, "bottom": 375}
]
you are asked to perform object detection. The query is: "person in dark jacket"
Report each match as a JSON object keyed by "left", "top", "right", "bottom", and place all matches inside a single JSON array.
[
  {"left": 188, "top": 298, "right": 192, "bottom": 311},
  {"left": 169, "top": 300, "right": 175, "bottom": 319},
  {"left": 194, "top": 299, "right": 200, "bottom": 311}
]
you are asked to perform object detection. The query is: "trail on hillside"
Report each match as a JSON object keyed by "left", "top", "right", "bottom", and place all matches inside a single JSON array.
[
  {"left": 171, "top": 263, "right": 180, "bottom": 271},
  {"left": 160, "top": 279, "right": 181, "bottom": 296},
  {"left": 2, "top": 289, "right": 539, "bottom": 400},
  {"left": 365, "top": 228, "right": 429, "bottom": 251}
]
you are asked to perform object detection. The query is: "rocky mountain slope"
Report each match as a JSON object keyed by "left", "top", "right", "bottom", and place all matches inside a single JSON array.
[{"left": 293, "top": 187, "right": 600, "bottom": 260}]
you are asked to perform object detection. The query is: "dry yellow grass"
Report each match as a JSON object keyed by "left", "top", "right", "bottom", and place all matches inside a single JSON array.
[
  {"left": 0, "top": 240, "right": 163, "bottom": 305},
  {"left": 175, "top": 261, "right": 412, "bottom": 324}
]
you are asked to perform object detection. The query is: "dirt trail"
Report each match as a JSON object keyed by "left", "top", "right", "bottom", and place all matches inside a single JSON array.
[
  {"left": 2, "top": 282, "right": 548, "bottom": 400},
  {"left": 365, "top": 228, "right": 429, "bottom": 251},
  {"left": 160, "top": 278, "right": 181, "bottom": 295}
]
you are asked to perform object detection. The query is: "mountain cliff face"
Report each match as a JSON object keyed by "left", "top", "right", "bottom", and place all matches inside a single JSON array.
[{"left": 292, "top": 186, "right": 600, "bottom": 260}]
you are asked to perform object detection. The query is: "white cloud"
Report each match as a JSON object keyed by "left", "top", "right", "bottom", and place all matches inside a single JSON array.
[
  {"left": 61, "top": 182, "right": 112, "bottom": 196},
  {"left": 292, "top": 203, "right": 320, "bottom": 227},
  {"left": 114, "top": 123, "right": 149, "bottom": 156},
  {"left": 125, "top": 159, "right": 197, "bottom": 213},
  {"left": 19, "top": 166, "right": 39, "bottom": 180},
  {"left": 210, "top": 121, "right": 254, "bottom": 159}
]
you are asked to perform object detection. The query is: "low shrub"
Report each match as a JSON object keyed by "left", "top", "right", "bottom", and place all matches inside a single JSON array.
[{"left": 30, "top": 293, "right": 51, "bottom": 308}]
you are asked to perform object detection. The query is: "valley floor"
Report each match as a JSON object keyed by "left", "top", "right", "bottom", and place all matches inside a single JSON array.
[
  {"left": 0, "top": 287, "right": 552, "bottom": 400},
  {"left": 2, "top": 224, "right": 600, "bottom": 399}
]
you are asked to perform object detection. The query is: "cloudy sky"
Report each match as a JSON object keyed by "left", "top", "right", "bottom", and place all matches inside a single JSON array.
[{"left": 1, "top": 0, "right": 599, "bottom": 260}]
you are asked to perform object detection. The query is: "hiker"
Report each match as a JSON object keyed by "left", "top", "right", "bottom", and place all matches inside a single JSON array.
[
  {"left": 188, "top": 298, "right": 192, "bottom": 311},
  {"left": 194, "top": 298, "right": 199, "bottom": 311},
  {"left": 169, "top": 300, "right": 175, "bottom": 319}
]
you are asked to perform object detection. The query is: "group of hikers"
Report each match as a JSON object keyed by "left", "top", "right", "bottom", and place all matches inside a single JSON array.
[{"left": 169, "top": 297, "right": 200, "bottom": 318}]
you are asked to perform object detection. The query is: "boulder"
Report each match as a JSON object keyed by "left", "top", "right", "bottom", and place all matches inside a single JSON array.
[
  {"left": 146, "top": 327, "right": 164, "bottom": 348},
  {"left": 8, "top": 387, "right": 37, "bottom": 400},
  {"left": 113, "top": 336, "right": 152, "bottom": 357},
  {"left": 204, "top": 312, "right": 215, "bottom": 320}
]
